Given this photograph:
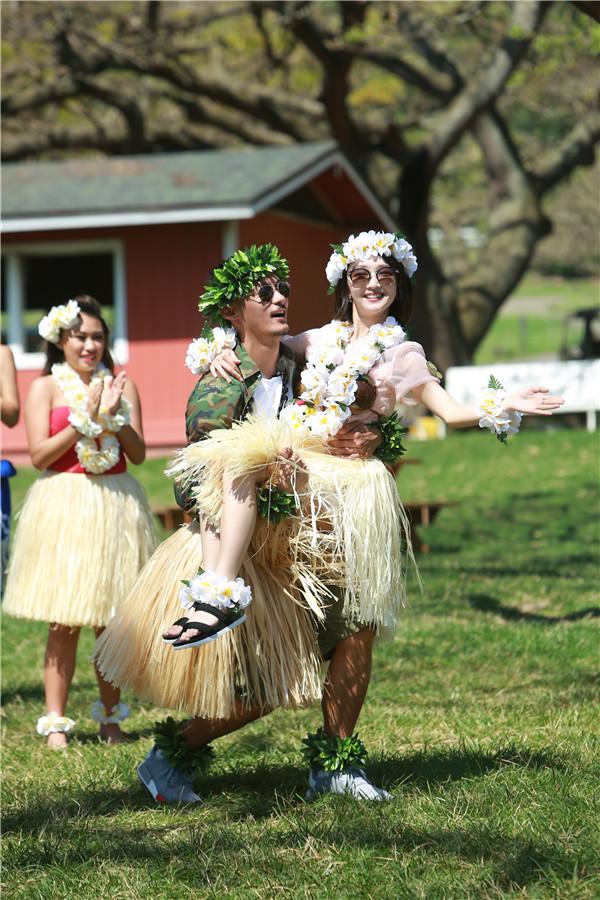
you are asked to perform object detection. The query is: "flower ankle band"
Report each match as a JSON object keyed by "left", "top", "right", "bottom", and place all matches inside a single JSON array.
[
  {"left": 36, "top": 712, "right": 76, "bottom": 736},
  {"left": 90, "top": 700, "right": 130, "bottom": 725},
  {"left": 302, "top": 728, "right": 368, "bottom": 772},
  {"left": 477, "top": 375, "right": 522, "bottom": 443},
  {"left": 179, "top": 569, "right": 252, "bottom": 613}
]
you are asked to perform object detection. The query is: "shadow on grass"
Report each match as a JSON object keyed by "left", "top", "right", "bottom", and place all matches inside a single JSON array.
[
  {"left": 468, "top": 593, "right": 600, "bottom": 624},
  {"left": 2, "top": 742, "right": 567, "bottom": 834},
  {"left": 3, "top": 810, "right": 581, "bottom": 893},
  {"left": 1, "top": 684, "right": 47, "bottom": 706}
]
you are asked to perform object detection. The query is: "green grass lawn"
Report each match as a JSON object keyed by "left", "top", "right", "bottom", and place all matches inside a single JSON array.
[
  {"left": 474, "top": 275, "right": 598, "bottom": 364},
  {"left": 2, "top": 429, "right": 599, "bottom": 898}
]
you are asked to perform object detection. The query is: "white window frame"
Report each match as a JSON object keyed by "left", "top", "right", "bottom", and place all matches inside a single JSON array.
[{"left": 2, "top": 238, "right": 128, "bottom": 369}]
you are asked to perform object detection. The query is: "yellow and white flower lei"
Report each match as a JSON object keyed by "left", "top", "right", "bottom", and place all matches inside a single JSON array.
[
  {"left": 52, "top": 362, "right": 131, "bottom": 474},
  {"left": 280, "top": 316, "right": 406, "bottom": 438},
  {"left": 185, "top": 326, "right": 237, "bottom": 375}
]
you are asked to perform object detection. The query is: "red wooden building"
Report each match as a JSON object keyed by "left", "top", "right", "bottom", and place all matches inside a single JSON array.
[{"left": 1, "top": 142, "right": 395, "bottom": 460}]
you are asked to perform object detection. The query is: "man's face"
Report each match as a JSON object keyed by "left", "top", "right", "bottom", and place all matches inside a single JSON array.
[{"left": 228, "top": 275, "right": 291, "bottom": 341}]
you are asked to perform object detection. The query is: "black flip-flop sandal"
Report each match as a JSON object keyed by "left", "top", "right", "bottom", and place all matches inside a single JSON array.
[
  {"left": 172, "top": 602, "right": 247, "bottom": 651},
  {"left": 162, "top": 617, "right": 190, "bottom": 644}
]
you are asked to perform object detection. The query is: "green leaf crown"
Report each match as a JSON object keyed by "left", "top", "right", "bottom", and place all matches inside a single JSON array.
[{"left": 198, "top": 244, "right": 290, "bottom": 326}]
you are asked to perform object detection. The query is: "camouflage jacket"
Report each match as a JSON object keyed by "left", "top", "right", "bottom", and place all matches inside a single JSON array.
[{"left": 175, "top": 341, "right": 299, "bottom": 511}]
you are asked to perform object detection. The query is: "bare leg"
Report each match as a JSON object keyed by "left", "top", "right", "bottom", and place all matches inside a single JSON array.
[
  {"left": 93, "top": 626, "right": 128, "bottom": 744},
  {"left": 44, "top": 623, "right": 80, "bottom": 748},
  {"left": 162, "top": 515, "right": 222, "bottom": 640},
  {"left": 322, "top": 627, "right": 375, "bottom": 738},
  {"left": 181, "top": 698, "right": 270, "bottom": 748},
  {"left": 177, "top": 471, "right": 261, "bottom": 643}
]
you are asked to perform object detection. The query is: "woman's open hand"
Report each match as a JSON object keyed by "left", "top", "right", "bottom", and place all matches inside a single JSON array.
[
  {"left": 86, "top": 381, "right": 103, "bottom": 420},
  {"left": 209, "top": 349, "right": 242, "bottom": 383},
  {"left": 504, "top": 386, "right": 565, "bottom": 416},
  {"left": 103, "top": 372, "right": 128, "bottom": 415}
]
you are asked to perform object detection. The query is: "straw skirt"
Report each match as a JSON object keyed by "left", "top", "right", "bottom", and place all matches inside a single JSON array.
[
  {"left": 95, "top": 417, "right": 411, "bottom": 720},
  {"left": 170, "top": 416, "right": 413, "bottom": 632},
  {"left": 94, "top": 520, "right": 324, "bottom": 719},
  {"left": 3, "top": 470, "right": 157, "bottom": 628}
]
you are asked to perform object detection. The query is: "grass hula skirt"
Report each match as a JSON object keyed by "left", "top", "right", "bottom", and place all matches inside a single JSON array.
[
  {"left": 94, "top": 520, "right": 324, "bottom": 719},
  {"left": 3, "top": 471, "right": 157, "bottom": 628},
  {"left": 170, "top": 415, "right": 414, "bottom": 637}
]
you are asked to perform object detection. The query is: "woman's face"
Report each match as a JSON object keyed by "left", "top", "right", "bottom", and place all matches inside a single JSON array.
[
  {"left": 59, "top": 313, "right": 105, "bottom": 375},
  {"left": 346, "top": 256, "right": 397, "bottom": 323}
]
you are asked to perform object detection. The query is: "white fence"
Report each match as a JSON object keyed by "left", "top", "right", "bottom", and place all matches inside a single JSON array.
[{"left": 445, "top": 359, "right": 600, "bottom": 432}]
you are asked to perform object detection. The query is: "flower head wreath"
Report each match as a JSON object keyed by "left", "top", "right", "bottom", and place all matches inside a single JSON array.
[
  {"left": 38, "top": 300, "right": 81, "bottom": 344},
  {"left": 325, "top": 230, "right": 418, "bottom": 294},
  {"left": 198, "top": 244, "right": 290, "bottom": 327}
]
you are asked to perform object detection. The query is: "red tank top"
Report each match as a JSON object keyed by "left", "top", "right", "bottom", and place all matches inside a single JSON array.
[{"left": 48, "top": 407, "right": 127, "bottom": 475}]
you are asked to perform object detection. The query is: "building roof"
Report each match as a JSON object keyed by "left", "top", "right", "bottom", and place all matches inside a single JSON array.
[{"left": 1, "top": 142, "right": 395, "bottom": 233}]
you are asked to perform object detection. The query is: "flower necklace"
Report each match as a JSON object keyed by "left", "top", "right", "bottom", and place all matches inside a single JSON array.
[
  {"left": 52, "top": 362, "right": 131, "bottom": 474},
  {"left": 280, "top": 316, "right": 406, "bottom": 438}
]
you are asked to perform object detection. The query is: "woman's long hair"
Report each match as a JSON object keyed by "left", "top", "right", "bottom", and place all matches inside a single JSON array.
[
  {"left": 333, "top": 256, "right": 413, "bottom": 326},
  {"left": 42, "top": 295, "right": 114, "bottom": 375}
]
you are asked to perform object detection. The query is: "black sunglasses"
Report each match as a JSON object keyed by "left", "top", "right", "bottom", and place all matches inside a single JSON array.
[{"left": 256, "top": 280, "right": 291, "bottom": 303}]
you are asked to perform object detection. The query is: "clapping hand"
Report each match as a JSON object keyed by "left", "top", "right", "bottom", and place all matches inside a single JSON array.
[
  {"left": 86, "top": 381, "right": 103, "bottom": 420},
  {"left": 102, "top": 372, "right": 128, "bottom": 415},
  {"left": 504, "top": 386, "right": 565, "bottom": 416}
]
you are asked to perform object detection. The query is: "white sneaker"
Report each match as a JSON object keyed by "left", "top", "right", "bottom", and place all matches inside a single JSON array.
[
  {"left": 306, "top": 766, "right": 393, "bottom": 801},
  {"left": 137, "top": 746, "right": 202, "bottom": 804}
]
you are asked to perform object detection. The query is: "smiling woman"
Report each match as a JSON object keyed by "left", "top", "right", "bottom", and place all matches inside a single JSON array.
[{"left": 2, "top": 295, "right": 156, "bottom": 749}]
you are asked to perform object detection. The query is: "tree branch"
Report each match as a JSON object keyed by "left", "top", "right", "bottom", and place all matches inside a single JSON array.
[
  {"left": 530, "top": 111, "right": 600, "bottom": 195},
  {"left": 426, "top": 0, "right": 547, "bottom": 170}
]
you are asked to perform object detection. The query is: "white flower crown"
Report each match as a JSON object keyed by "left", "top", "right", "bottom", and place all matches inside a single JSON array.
[
  {"left": 38, "top": 300, "right": 81, "bottom": 344},
  {"left": 325, "top": 230, "right": 418, "bottom": 290}
]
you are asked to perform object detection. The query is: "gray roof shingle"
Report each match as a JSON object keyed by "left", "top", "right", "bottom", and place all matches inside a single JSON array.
[{"left": 2, "top": 142, "right": 338, "bottom": 219}]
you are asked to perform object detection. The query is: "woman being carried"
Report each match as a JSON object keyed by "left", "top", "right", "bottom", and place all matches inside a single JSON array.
[
  {"left": 165, "top": 231, "right": 563, "bottom": 651},
  {"left": 3, "top": 297, "right": 156, "bottom": 748}
]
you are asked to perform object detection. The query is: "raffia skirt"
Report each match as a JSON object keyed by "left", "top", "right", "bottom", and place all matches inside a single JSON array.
[
  {"left": 95, "top": 417, "right": 412, "bottom": 720},
  {"left": 3, "top": 470, "right": 157, "bottom": 628},
  {"left": 94, "top": 519, "right": 325, "bottom": 719}
]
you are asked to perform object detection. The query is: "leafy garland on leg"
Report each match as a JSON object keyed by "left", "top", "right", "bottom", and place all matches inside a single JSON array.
[
  {"left": 153, "top": 717, "right": 215, "bottom": 771},
  {"left": 302, "top": 727, "right": 368, "bottom": 772},
  {"left": 256, "top": 483, "right": 298, "bottom": 524}
]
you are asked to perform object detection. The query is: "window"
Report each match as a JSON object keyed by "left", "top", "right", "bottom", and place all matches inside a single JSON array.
[{"left": 1, "top": 240, "right": 127, "bottom": 368}]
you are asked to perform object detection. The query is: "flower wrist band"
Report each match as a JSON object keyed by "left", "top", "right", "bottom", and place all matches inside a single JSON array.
[
  {"left": 477, "top": 375, "right": 522, "bottom": 443},
  {"left": 185, "top": 327, "right": 237, "bottom": 376}
]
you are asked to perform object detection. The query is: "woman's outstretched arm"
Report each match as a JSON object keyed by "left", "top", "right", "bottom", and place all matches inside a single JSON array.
[{"left": 412, "top": 380, "right": 564, "bottom": 427}]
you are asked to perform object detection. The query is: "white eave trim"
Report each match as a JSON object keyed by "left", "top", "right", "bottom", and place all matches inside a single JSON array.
[{"left": 1, "top": 204, "right": 255, "bottom": 233}]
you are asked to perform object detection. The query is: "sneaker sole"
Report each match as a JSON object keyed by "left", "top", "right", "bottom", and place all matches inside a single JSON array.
[{"left": 172, "top": 614, "right": 247, "bottom": 651}]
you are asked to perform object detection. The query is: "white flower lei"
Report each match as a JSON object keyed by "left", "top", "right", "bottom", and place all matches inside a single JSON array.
[
  {"left": 52, "top": 362, "right": 131, "bottom": 474},
  {"left": 280, "top": 316, "right": 406, "bottom": 438},
  {"left": 326, "top": 230, "right": 418, "bottom": 288},
  {"left": 185, "top": 326, "right": 237, "bottom": 375},
  {"left": 38, "top": 300, "right": 81, "bottom": 344}
]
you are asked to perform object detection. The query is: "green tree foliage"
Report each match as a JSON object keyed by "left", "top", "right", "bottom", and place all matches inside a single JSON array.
[{"left": 2, "top": 1, "right": 598, "bottom": 365}]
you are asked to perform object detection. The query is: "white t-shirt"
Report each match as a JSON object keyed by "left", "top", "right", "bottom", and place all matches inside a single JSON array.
[{"left": 252, "top": 375, "right": 292, "bottom": 419}]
